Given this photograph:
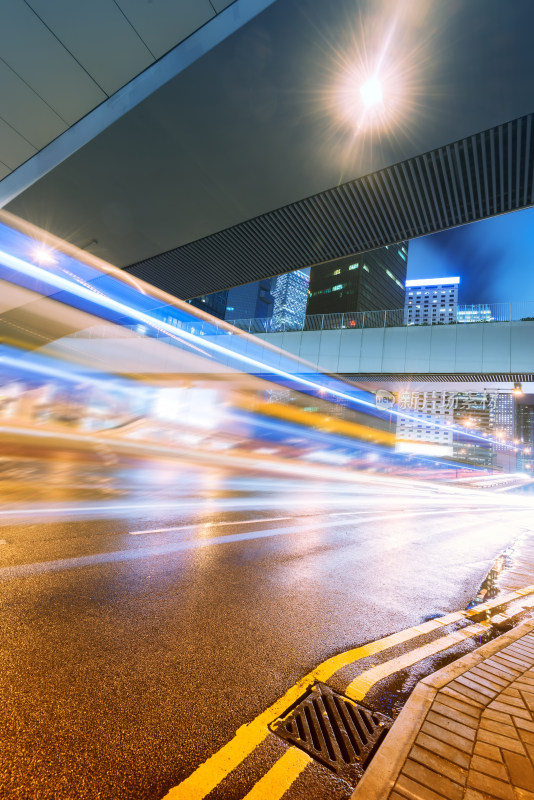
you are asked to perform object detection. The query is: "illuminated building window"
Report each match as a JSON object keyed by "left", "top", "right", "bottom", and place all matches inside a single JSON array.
[
  {"left": 363, "top": 265, "right": 370, "bottom": 272},
  {"left": 349, "top": 263, "right": 359, "bottom": 270},
  {"left": 332, "top": 269, "right": 341, "bottom": 275}
]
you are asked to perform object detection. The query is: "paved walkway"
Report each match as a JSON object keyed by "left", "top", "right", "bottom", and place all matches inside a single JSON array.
[{"left": 353, "top": 619, "right": 534, "bottom": 800}]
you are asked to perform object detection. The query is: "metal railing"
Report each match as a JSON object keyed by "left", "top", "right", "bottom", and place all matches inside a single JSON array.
[
  {"left": 69, "top": 301, "right": 534, "bottom": 340},
  {"left": 229, "top": 301, "right": 534, "bottom": 334}
]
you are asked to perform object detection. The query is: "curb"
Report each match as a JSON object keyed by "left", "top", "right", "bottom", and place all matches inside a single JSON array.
[{"left": 350, "top": 615, "right": 534, "bottom": 799}]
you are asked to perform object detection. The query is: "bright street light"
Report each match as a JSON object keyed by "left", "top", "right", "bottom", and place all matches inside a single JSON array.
[{"left": 360, "top": 76, "right": 383, "bottom": 108}]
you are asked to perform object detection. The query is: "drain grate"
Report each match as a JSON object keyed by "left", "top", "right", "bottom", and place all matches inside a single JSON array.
[{"left": 269, "top": 682, "right": 393, "bottom": 784}]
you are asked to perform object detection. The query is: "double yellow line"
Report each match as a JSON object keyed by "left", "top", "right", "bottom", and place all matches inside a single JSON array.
[{"left": 164, "top": 585, "right": 534, "bottom": 800}]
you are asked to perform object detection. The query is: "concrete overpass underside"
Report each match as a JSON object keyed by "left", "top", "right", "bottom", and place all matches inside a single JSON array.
[{"left": 2, "top": 2, "right": 534, "bottom": 300}]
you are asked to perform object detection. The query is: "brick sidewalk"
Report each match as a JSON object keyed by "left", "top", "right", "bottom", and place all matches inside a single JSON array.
[{"left": 353, "top": 619, "right": 534, "bottom": 800}]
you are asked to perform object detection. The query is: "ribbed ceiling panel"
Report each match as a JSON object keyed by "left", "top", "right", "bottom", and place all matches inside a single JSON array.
[{"left": 125, "top": 113, "right": 534, "bottom": 299}]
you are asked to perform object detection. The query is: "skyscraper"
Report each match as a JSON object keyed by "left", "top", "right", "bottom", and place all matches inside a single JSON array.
[
  {"left": 515, "top": 395, "right": 534, "bottom": 473},
  {"left": 306, "top": 244, "right": 407, "bottom": 316},
  {"left": 492, "top": 393, "right": 515, "bottom": 451},
  {"left": 271, "top": 270, "right": 310, "bottom": 331},
  {"left": 404, "top": 277, "right": 459, "bottom": 325}
]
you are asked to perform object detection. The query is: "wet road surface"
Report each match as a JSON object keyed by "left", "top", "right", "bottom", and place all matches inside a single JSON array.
[{"left": 1, "top": 459, "right": 534, "bottom": 799}]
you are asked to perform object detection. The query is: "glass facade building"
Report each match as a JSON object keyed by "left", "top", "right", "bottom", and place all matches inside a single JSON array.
[
  {"left": 306, "top": 244, "right": 407, "bottom": 316},
  {"left": 224, "top": 279, "right": 274, "bottom": 322},
  {"left": 187, "top": 279, "right": 274, "bottom": 323}
]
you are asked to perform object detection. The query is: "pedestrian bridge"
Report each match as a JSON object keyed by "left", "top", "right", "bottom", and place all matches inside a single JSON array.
[
  {"left": 40, "top": 319, "right": 534, "bottom": 386},
  {"left": 253, "top": 320, "right": 534, "bottom": 380}
]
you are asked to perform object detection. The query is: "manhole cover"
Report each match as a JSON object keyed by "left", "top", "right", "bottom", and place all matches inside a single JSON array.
[{"left": 270, "top": 682, "right": 393, "bottom": 784}]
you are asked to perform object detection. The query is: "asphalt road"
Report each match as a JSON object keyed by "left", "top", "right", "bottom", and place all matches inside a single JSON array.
[{"left": 1, "top": 457, "right": 534, "bottom": 800}]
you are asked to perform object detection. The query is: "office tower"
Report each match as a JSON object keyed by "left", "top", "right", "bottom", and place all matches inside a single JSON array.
[
  {"left": 306, "top": 243, "right": 407, "bottom": 316},
  {"left": 395, "top": 390, "right": 455, "bottom": 455},
  {"left": 271, "top": 270, "right": 310, "bottom": 331},
  {"left": 404, "top": 277, "right": 459, "bottom": 325},
  {"left": 457, "top": 304, "right": 494, "bottom": 323},
  {"left": 492, "top": 393, "right": 515, "bottom": 451},
  {"left": 515, "top": 395, "right": 534, "bottom": 473},
  {"left": 224, "top": 279, "right": 274, "bottom": 322},
  {"left": 187, "top": 290, "right": 229, "bottom": 320}
]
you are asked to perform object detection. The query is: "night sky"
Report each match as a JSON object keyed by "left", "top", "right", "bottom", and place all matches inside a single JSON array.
[{"left": 407, "top": 206, "right": 534, "bottom": 304}]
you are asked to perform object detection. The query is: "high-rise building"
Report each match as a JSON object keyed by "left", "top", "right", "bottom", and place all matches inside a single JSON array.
[
  {"left": 404, "top": 277, "right": 459, "bottom": 325},
  {"left": 492, "top": 393, "right": 515, "bottom": 451},
  {"left": 306, "top": 244, "right": 407, "bottom": 316},
  {"left": 271, "top": 270, "right": 310, "bottom": 330},
  {"left": 395, "top": 390, "right": 455, "bottom": 455},
  {"left": 224, "top": 279, "right": 274, "bottom": 322},
  {"left": 515, "top": 395, "right": 534, "bottom": 473}
]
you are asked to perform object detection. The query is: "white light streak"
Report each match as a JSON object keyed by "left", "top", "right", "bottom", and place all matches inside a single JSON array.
[{"left": 0, "top": 247, "right": 518, "bottom": 453}]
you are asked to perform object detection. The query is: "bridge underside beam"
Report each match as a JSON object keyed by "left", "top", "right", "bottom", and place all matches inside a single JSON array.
[{"left": 126, "top": 113, "right": 534, "bottom": 299}]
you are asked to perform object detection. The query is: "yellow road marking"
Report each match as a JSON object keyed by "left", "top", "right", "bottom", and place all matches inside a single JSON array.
[
  {"left": 345, "top": 623, "right": 486, "bottom": 701},
  {"left": 241, "top": 748, "right": 312, "bottom": 800},
  {"left": 163, "top": 584, "right": 534, "bottom": 800},
  {"left": 161, "top": 626, "right": 442, "bottom": 799}
]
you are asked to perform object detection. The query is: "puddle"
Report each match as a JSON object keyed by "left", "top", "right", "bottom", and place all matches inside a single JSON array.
[{"left": 467, "top": 541, "right": 518, "bottom": 609}]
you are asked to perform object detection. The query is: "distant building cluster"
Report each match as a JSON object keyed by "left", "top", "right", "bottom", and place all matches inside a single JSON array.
[
  {"left": 457, "top": 304, "right": 494, "bottom": 323},
  {"left": 403, "top": 278, "right": 497, "bottom": 327},
  {"left": 183, "top": 243, "right": 531, "bottom": 474},
  {"left": 186, "top": 242, "right": 409, "bottom": 328},
  {"left": 395, "top": 390, "right": 497, "bottom": 466},
  {"left": 186, "top": 235, "right": 503, "bottom": 335},
  {"left": 394, "top": 389, "right": 534, "bottom": 471},
  {"left": 186, "top": 270, "right": 310, "bottom": 329}
]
